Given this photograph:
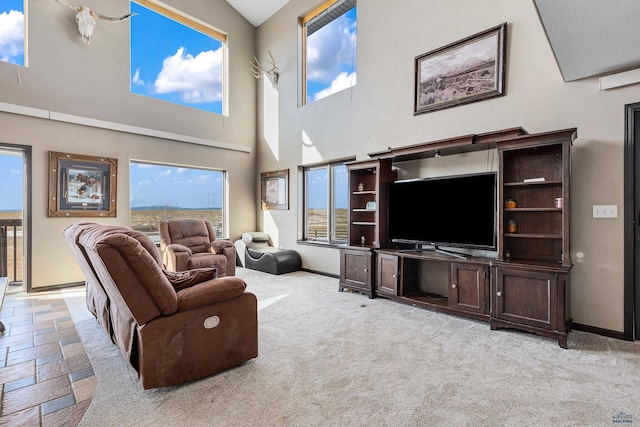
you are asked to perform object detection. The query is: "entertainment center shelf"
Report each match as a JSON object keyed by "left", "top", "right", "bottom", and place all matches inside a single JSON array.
[{"left": 338, "top": 127, "right": 576, "bottom": 348}]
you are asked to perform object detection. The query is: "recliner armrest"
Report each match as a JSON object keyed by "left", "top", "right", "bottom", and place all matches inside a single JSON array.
[
  {"left": 209, "top": 240, "right": 233, "bottom": 254},
  {"left": 166, "top": 243, "right": 192, "bottom": 254},
  {"left": 176, "top": 276, "right": 247, "bottom": 311}
]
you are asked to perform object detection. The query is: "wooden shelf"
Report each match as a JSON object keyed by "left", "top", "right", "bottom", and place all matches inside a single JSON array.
[
  {"left": 353, "top": 208, "right": 376, "bottom": 212},
  {"left": 504, "top": 180, "right": 562, "bottom": 187},
  {"left": 505, "top": 208, "right": 562, "bottom": 212},
  {"left": 353, "top": 190, "right": 376, "bottom": 195},
  {"left": 505, "top": 233, "right": 562, "bottom": 239},
  {"left": 352, "top": 221, "right": 376, "bottom": 226}
]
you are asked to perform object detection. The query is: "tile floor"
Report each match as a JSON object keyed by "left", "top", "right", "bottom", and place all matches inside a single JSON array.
[{"left": 0, "top": 284, "right": 95, "bottom": 426}]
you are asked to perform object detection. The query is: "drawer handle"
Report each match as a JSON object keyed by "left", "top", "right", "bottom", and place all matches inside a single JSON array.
[
  {"left": 451, "top": 284, "right": 457, "bottom": 289},
  {"left": 364, "top": 268, "right": 368, "bottom": 272},
  {"left": 496, "top": 291, "right": 502, "bottom": 297}
]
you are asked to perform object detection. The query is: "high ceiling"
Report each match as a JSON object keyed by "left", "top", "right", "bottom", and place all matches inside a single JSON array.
[
  {"left": 533, "top": 0, "right": 640, "bottom": 81},
  {"left": 225, "top": 0, "right": 289, "bottom": 27},
  {"left": 226, "top": 0, "right": 640, "bottom": 83}
]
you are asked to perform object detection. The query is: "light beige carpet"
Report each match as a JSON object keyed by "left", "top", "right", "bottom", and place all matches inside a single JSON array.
[{"left": 63, "top": 268, "right": 640, "bottom": 427}]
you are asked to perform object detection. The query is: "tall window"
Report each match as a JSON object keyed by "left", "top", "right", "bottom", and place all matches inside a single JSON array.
[
  {"left": 129, "top": 161, "right": 226, "bottom": 239},
  {"left": 0, "top": 0, "right": 25, "bottom": 66},
  {"left": 302, "top": 0, "right": 357, "bottom": 105},
  {"left": 304, "top": 161, "right": 349, "bottom": 243},
  {"left": 130, "top": 1, "right": 226, "bottom": 115}
]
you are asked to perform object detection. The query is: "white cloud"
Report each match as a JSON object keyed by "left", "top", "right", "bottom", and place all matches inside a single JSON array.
[
  {"left": 307, "top": 14, "right": 357, "bottom": 83},
  {"left": 0, "top": 10, "right": 24, "bottom": 64},
  {"left": 313, "top": 72, "right": 357, "bottom": 101},
  {"left": 132, "top": 68, "right": 145, "bottom": 86},
  {"left": 11, "top": 169, "right": 20, "bottom": 174},
  {"left": 153, "top": 47, "right": 223, "bottom": 104}
]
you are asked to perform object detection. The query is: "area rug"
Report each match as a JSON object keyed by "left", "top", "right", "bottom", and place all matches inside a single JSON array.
[{"left": 63, "top": 268, "right": 640, "bottom": 426}]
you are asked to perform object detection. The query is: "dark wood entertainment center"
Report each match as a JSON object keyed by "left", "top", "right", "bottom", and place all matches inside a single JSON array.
[{"left": 338, "top": 127, "right": 576, "bottom": 348}]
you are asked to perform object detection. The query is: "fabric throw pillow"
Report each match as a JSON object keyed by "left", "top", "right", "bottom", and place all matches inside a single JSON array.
[{"left": 163, "top": 267, "right": 218, "bottom": 291}]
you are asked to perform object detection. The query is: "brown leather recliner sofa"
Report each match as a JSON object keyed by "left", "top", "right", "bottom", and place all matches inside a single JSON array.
[
  {"left": 159, "top": 219, "right": 236, "bottom": 276},
  {"left": 63, "top": 223, "right": 258, "bottom": 389}
]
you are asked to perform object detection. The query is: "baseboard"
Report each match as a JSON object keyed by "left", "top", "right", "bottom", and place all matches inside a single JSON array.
[
  {"left": 572, "top": 322, "right": 627, "bottom": 341},
  {"left": 300, "top": 268, "right": 338, "bottom": 279},
  {"left": 29, "top": 281, "right": 86, "bottom": 293}
]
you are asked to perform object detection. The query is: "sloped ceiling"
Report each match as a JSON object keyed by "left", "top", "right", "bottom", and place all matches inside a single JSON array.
[
  {"left": 533, "top": 0, "right": 640, "bottom": 81},
  {"left": 225, "top": 0, "right": 289, "bottom": 27}
]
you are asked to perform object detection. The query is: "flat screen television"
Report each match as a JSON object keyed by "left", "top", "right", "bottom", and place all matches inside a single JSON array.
[{"left": 387, "top": 172, "right": 497, "bottom": 253}]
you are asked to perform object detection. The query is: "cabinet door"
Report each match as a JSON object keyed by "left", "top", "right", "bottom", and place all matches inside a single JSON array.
[
  {"left": 376, "top": 253, "right": 399, "bottom": 296},
  {"left": 339, "top": 249, "right": 373, "bottom": 296},
  {"left": 493, "top": 267, "right": 558, "bottom": 330},
  {"left": 450, "top": 263, "right": 488, "bottom": 314}
]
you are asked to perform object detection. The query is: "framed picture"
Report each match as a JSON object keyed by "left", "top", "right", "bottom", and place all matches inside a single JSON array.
[
  {"left": 48, "top": 151, "right": 117, "bottom": 217},
  {"left": 261, "top": 169, "right": 289, "bottom": 210},
  {"left": 414, "top": 22, "right": 507, "bottom": 115}
]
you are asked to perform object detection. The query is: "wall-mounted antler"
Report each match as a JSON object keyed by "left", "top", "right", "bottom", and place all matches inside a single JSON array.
[
  {"left": 54, "top": 0, "right": 138, "bottom": 45},
  {"left": 250, "top": 50, "right": 279, "bottom": 87}
]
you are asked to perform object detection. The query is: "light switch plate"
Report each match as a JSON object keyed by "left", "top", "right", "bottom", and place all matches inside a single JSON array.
[{"left": 593, "top": 205, "right": 618, "bottom": 218}]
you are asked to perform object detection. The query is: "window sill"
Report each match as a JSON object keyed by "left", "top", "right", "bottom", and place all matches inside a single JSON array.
[{"left": 296, "top": 240, "right": 344, "bottom": 249}]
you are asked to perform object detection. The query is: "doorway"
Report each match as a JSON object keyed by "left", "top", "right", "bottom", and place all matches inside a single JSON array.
[
  {"left": 0, "top": 144, "right": 31, "bottom": 292},
  {"left": 624, "top": 102, "right": 640, "bottom": 340}
]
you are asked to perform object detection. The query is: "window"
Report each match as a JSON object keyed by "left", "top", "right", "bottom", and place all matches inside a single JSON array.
[
  {"left": 303, "top": 161, "right": 349, "bottom": 243},
  {"left": 302, "top": 0, "right": 357, "bottom": 104},
  {"left": 130, "top": 1, "right": 226, "bottom": 115},
  {"left": 129, "top": 161, "right": 226, "bottom": 239},
  {"left": 0, "top": 0, "right": 25, "bottom": 66}
]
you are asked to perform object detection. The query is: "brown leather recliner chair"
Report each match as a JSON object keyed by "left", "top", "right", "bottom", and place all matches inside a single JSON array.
[
  {"left": 65, "top": 223, "right": 258, "bottom": 389},
  {"left": 63, "top": 222, "right": 118, "bottom": 338},
  {"left": 159, "top": 219, "right": 236, "bottom": 276}
]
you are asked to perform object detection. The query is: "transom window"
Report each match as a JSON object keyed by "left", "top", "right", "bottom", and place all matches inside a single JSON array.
[
  {"left": 0, "top": 0, "right": 25, "bottom": 66},
  {"left": 302, "top": 0, "right": 357, "bottom": 105},
  {"left": 129, "top": 161, "right": 226, "bottom": 240},
  {"left": 130, "top": 1, "right": 226, "bottom": 115},
  {"left": 303, "top": 161, "right": 349, "bottom": 243}
]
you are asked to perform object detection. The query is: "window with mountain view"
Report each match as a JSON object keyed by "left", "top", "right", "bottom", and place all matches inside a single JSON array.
[{"left": 129, "top": 161, "right": 226, "bottom": 239}]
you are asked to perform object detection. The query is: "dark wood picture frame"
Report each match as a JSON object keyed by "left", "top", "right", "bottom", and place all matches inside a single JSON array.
[
  {"left": 48, "top": 151, "right": 117, "bottom": 217},
  {"left": 414, "top": 22, "right": 507, "bottom": 115},
  {"left": 261, "top": 169, "right": 289, "bottom": 210}
]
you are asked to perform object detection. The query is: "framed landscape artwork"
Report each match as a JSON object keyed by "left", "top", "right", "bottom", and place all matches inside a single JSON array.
[
  {"left": 261, "top": 169, "right": 289, "bottom": 210},
  {"left": 414, "top": 22, "right": 507, "bottom": 115},
  {"left": 48, "top": 151, "right": 117, "bottom": 217}
]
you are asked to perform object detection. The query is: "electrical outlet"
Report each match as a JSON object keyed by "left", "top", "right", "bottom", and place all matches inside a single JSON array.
[{"left": 593, "top": 205, "right": 618, "bottom": 218}]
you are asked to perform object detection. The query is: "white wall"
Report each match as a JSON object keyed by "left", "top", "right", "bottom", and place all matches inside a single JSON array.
[
  {"left": 0, "top": 0, "right": 257, "bottom": 289},
  {"left": 255, "top": 0, "right": 638, "bottom": 332}
]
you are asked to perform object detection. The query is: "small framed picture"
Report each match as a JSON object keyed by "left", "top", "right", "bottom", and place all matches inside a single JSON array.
[
  {"left": 261, "top": 169, "right": 289, "bottom": 210},
  {"left": 48, "top": 151, "right": 117, "bottom": 217},
  {"left": 366, "top": 201, "right": 377, "bottom": 210}
]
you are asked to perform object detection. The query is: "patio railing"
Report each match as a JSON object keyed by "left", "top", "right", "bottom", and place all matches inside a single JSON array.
[{"left": 0, "top": 219, "right": 22, "bottom": 284}]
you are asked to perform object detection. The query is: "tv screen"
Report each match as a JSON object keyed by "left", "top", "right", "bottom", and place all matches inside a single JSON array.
[{"left": 387, "top": 172, "right": 497, "bottom": 250}]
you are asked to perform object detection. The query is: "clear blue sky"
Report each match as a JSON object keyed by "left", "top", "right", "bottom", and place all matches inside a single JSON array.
[
  {"left": 0, "top": 153, "right": 23, "bottom": 211},
  {"left": 130, "top": 162, "right": 224, "bottom": 209},
  {"left": 0, "top": 0, "right": 24, "bottom": 66}
]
